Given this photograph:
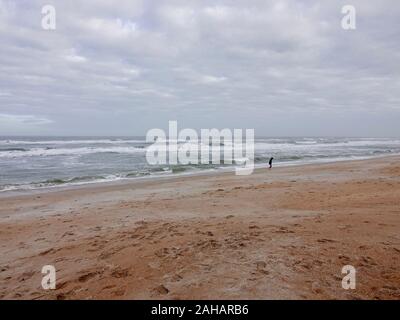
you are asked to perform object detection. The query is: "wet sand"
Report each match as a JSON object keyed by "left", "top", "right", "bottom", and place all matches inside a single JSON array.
[{"left": 0, "top": 156, "right": 399, "bottom": 299}]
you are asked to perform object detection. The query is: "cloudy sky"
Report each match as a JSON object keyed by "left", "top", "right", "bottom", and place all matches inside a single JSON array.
[{"left": 0, "top": 0, "right": 399, "bottom": 136}]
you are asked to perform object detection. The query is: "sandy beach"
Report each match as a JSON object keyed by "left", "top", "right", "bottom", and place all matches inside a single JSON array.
[{"left": 0, "top": 156, "right": 399, "bottom": 300}]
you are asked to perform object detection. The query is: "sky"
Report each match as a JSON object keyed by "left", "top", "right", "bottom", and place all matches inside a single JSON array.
[{"left": 0, "top": 0, "right": 399, "bottom": 137}]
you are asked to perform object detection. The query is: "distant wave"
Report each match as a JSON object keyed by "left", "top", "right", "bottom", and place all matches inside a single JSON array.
[
  {"left": 253, "top": 139, "right": 400, "bottom": 151},
  {"left": 0, "top": 139, "right": 146, "bottom": 145},
  {"left": 1, "top": 140, "right": 398, "bottom": 158},
  {"left": 0, "top": 146, "right": 146, "bottom": 158},
  {"left": 0, "top": 147, "right": 29, "bottom": 152}
]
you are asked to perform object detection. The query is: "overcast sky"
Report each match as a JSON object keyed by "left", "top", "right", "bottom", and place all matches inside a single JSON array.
[{"left": 0, "top": 0, "right": 399, "bottom": 136}]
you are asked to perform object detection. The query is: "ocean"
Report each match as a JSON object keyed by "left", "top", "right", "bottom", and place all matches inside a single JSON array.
[{"left": 1, "top": 136, "right": 399, "bottom": 192}]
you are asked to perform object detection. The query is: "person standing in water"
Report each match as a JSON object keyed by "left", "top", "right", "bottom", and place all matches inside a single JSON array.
[{"left": 268, "top": 157, "right": 274, "bottom": 169}]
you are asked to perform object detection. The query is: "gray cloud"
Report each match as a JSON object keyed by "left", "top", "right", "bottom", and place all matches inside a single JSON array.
[{"left": 0, "top": 0, "right": 399, "bottom": 136}]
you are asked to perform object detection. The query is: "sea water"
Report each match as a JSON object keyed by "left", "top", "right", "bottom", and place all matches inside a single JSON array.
[{"left": 1, "top": 136, "right": 399, "bottom": 192}]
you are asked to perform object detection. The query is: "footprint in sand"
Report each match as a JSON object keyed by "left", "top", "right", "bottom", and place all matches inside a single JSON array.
[
  {"left": 62, "top": 231, "right": 74, "bottom": 238},
  {"left": 169, "top": 274, "right": 183, "bottom": 282},
  {"left": 56, "top": 293, "right": 67, "bottom": 300},
  {"left": 112, "top": 289, "right": 126, "bottom": 297},
  {"left": 18, "top": 271, "right": 35, "bottom": 282},
  {"left": 153, "top": 284, "right": 169, "bottom": 295},
  {"left": 317, "top": 238, "right": 336, "bottom": 243},
  {"left": 102, "top": 284, "right": 116, "bottom": 290},
  {"left": 78, "top": 271, "right": 99, "bottom": 283},
  {"left": 255, "top": 261, "right": 269, "bottom": 275},
  {"left": 338, "top": 254, "right": 351, "bottom": 263},
  {"left": 274, "top": 226, "right": 294, "bottom": 234},
  {"left": 39, "top": 248, "right": 55, "bottom": 256},
  {"left": 1, "top": 265, "right": 9, "bottom": 272},
  {"left": 111, "top": 268, "right": 130, "bottom": 278}
]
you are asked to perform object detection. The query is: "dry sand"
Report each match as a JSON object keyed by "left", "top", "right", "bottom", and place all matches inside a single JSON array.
[{"left": 0, "top": 156, "right": 399, "bottom": 300}]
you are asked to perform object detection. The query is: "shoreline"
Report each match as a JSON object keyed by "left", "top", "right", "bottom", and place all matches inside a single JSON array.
[
  {"left": 1, "top": 153, "right": 399, "bottom": 198},
  {"left": 0, "top": 155, "right": 399, "bottom": 299}
]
